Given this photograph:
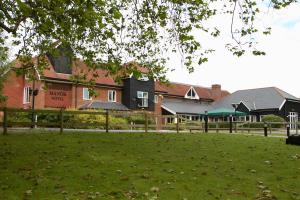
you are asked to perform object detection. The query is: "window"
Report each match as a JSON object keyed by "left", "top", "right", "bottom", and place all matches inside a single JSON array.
[
  {"left": 137, "top": 91, "right": 148, "bottom": 107},
  {"left": 108, "top": 90, "right": 116, "bottom": 102},
  {"left": 167, "top": 117, "right": 174, "bottom": 124},
  {"left": 23, "top": 87, "right": 31, "bottom": 103},
  {"left": 138, "top": 73, "right": 149, "bottom": 81},
  {"left": 83, "top": 88, "right": 92, "bottom": 100},
  {"left": 154, "top": 95, "right": 158, "bottom": 103},
  {"left": 185, "top": 87, "right": 198, "bottom": 99}
]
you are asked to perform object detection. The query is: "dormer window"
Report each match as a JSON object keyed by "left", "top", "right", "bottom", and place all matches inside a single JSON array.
[
  {"left": 138, "top": 73, "right": 149, "bottom": 81},
  {"left": 185, "top": 87, "right": 199, "bottom": 99}
]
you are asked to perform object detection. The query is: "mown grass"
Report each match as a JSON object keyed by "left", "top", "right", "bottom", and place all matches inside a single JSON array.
[{"left": 0, "top": 133, "right": 299, "bottom": 200}]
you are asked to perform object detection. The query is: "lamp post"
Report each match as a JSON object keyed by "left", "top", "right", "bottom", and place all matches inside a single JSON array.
[{"left": 30, "top": 69, "right": 39, "bottom": 128}]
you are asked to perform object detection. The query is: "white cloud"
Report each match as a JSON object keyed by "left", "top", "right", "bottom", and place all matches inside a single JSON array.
[{"left": 166, "top": 2, "right": 300, "bottom": 97}]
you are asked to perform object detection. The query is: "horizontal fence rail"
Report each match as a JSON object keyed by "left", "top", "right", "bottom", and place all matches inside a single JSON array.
[{"left": 0, "top": 107, "right": 297, "bottom": 136}]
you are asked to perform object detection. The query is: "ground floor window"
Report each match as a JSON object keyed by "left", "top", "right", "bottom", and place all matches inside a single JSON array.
[
  {"left": 83, "top": 88, "right": 92, "bottom": 100},
  {"left": 167, "top": 117, "right": 174, "bottom": 124},
  {"left": 23, "top": 87, "right": 31, "bottom": 103},
  {"left": 108, "top": 90, "right": 116, "bottom": 102}
]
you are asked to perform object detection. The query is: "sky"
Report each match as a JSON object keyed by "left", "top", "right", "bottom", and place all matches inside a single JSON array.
[{"left": 166, "top": 2, "right": 300, "bottom": 97}]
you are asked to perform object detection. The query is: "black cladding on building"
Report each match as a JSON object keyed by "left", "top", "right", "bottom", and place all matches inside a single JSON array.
[{"left": 122, "top": 77, "right": 155, "bottom": 111}]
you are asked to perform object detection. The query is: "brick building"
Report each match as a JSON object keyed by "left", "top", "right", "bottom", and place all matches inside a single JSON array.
[{"left": 2, "top": 52, "right": 229, "bottom": 119}]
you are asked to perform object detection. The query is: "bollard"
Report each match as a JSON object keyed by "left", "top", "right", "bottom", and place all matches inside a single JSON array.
[
  {"left": 264, "top": 123, "right": 268, "bottom": 137},
  {"left": 287, "top": 124, "right": 290, "bottom": 137}
]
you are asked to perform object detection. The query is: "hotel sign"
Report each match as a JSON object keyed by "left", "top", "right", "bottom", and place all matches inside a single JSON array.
[{"left": 45, "top": 83, "right": 72, "bottom": 108}]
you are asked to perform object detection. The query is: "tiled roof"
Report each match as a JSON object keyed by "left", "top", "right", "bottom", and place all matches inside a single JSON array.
[
  {"left": 162, "top": 100, "right": 212, "bottom": 115},
  {"left": 80, "top": 101, "right": 129, "bottom": 111},
  {"left": 212, "top": 87, "right": 300, "bottom": 111},
  {"left": 14, "top": 57, "right": 230, "bottom": 101},
  {"left": 43, "top": 58, "right": 120, "bottom": 86},
  {"left": 155, "top": 82, "right": 230, "bottom": 100}
]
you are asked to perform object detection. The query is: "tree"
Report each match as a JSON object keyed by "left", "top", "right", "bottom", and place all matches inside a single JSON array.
[
  {"left": 0, "top": 33, "right": 10, "bottom": 103},
  {"left": 0, "top": 0, "right": 296, "bottom": 81}
]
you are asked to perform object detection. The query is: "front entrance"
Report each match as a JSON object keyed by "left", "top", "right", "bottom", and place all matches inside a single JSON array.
[{"left": 289, "top": 112, "right": 298, "bottom": 133}]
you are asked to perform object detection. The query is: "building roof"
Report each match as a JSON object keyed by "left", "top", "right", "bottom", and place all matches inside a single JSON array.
[
  {"left": 43, "top": 58, "right": 121, "bottom": 86},
  {"left": 155, "top": 82, "right": 230, "bottom": 100},
  {"left": 80, "top": 101, "right": 129, "bottom": 111},
  {"left": 212, "top": 87, "right": 300, "bottom": 111},
  {"left": 13, "top": 55, "right": 230, "bottom": 102},
  {"left": 162, "top": 100, "right": 212, "bottom": 115}
]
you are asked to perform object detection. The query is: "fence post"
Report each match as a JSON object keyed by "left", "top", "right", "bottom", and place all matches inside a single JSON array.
[
  {"left": 264, "top": 123, "right": 268, "bottom": 137},
  {"left": 204, "top": 112, "right": 208, "bottom": 133},
  {"left": 105, "top": 110, "right": 109, "bottom": 133},
  {"left": 286, "top": 124, "right": 290, "bottom": 137},
  {"left": 3, "top": 107, "right": 8, "bottom": 135},
  {"left": 145, "top": 112, "right": 148, "bottom": 133},
  {"left": 176, "top": 114, "right": 179, "bottom": 133},
  {"left": 235, "top": 120, "right": 237, "bottom": 133},
  {"left": 248, "top": 121, "right": 250, "bottom": 133},
  {"left": 59, "top": 108, "right": 64, "bottom": 134},
  {"left": 269, "top": 123, "right": 272, "bottom": 135},
  {"left": 229, "top": 115, "right": 233, "bottom": 133}
]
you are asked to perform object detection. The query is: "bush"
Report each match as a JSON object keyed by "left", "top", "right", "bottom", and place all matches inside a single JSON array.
[
  {"left": 126, "top": 114, "right": 156, "bottom": 125},
  {"left": 65, "top": 109, "right": 128, "bottom": 129},
  {"left": 262, "top": 115, "right": 285, "bottom": 128},
  {"left": 6, "top": 109, "right": 129, "bottom": 129},
  {"left": 7, "top": 111, "right": 31, "bottom": 127}
]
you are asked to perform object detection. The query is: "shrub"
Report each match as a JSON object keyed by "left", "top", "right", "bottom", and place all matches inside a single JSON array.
[
  {"left": 126, "top": 114, "right": 156, "bottom": 125},
  {"left": 7, "top": 111, "right": 31, "bottom": 127},
  {"left": 65, "top": 109, "right": 128, "bottom": 129},
  {"left": 262, "top": 115, "right": 285, "bottom": 128}
]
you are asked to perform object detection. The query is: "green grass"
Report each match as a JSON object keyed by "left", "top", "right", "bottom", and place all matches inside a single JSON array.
[{"left": 0, "top": 133, "right": 299, "bottom": 200}]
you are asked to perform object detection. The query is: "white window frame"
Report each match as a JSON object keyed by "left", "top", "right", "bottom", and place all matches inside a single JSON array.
[
  {"left": 23, "top": 86, "right": 31, "bottom": 104},
  {"left": 185, "top": 87, "right": 199, "bottom": 99},
  {"left": 137, "top": 91, "right": 148, "bottom": 107},
  {"left": 108, "top": 90, "right": 117, "bottom": 102},
  {"left": 154, "top": 95, "right": 158, "bottom": 103},
  {"left": 83, "top": 88, "right": 92, "bottom": 100},
  {"left": 138, "top": 73, "right": 149, "bottom": 81}
]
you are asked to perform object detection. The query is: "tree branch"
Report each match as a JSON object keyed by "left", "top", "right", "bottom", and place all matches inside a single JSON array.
[{"left": 0, "top": 16, "right": 27, "bottom": 34}]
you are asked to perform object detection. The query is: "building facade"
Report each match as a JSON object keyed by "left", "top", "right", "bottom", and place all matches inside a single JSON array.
[{"left": 1, "top": 53, "right": 229, "bottom": 118}]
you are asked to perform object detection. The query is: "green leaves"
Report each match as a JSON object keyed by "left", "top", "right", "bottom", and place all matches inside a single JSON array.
[{"left": 0, "top": 0, "right": 295, "bottom": 81}]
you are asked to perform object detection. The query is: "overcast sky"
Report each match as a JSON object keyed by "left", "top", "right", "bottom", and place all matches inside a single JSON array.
[{"left": 166, "top": 2, "right": 300, "bottom": 97}]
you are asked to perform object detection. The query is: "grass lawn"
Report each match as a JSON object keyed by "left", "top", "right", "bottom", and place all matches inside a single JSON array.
[{"left": 0, "top": 133, "right": 299, "bottom": 200}]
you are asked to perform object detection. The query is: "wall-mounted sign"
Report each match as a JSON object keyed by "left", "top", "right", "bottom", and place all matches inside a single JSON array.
[{"left": 45, "top": 83, "right": 72, "bottom": 108}]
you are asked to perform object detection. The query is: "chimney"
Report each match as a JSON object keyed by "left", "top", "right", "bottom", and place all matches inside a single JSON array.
[{"left": 211, "top": 84, "right": 222, "bottom": 101}]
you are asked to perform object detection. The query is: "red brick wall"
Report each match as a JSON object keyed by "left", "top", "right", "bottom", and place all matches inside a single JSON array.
[
  {"left": 2, "top": 71, "right": 25, "bottom": 108},
  {"left": 154, "top": 94, "right": 163, "bottom": 115},
  {"left": 73, "top": 86, "right": 123, "bottom": 109},
  {"left": 211, "top": 84, "right": 222, "bottom": 101},
  {"left": 2, "top": 71, "right": 47, "bottom": 109}
]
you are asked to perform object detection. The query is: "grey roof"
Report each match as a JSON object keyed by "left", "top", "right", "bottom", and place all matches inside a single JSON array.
[
  {"left": 80, "top": 101, "right": 129, "bottom": 111},
  {"left": 162, "top": 100, "right": 212, "bottom": 115},
  {"left": 213, "top": 87, "right": 299, "bottom": 111}
]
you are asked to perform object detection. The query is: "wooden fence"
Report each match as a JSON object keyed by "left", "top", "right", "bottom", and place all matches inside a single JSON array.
[{"left": 0, "top": 107, "right": 294, "bottom": 136}]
